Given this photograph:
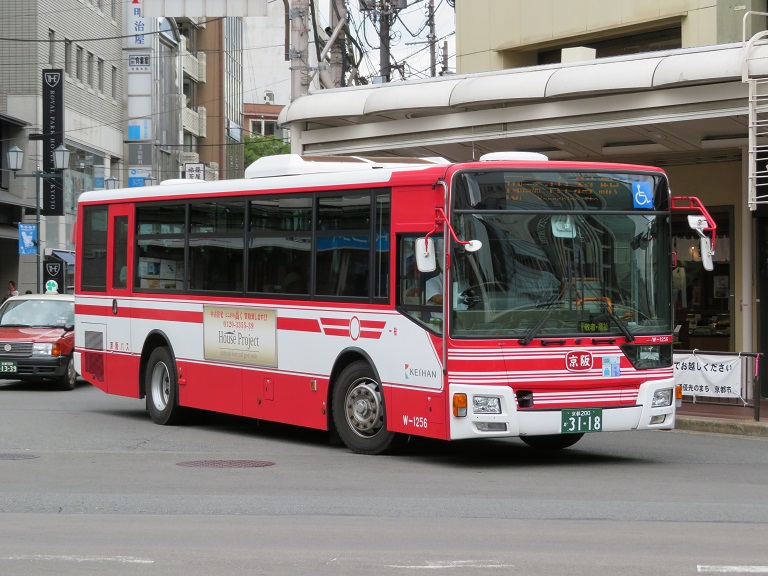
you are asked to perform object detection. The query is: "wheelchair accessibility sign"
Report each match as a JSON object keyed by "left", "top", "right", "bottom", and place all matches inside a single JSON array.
[{"left": 632, "top": 181, "right": 653, "bottom": 209}]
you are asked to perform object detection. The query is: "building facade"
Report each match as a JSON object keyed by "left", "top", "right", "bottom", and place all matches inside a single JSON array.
[
  {"left": 0, "top": 0, "right": 124, "bottom": 294},
  {"left": 454, "top": 0, "right": 767, "bottom": 72},
  {"left": 198, "top": 17, "right": 244, "bottom": 181}
]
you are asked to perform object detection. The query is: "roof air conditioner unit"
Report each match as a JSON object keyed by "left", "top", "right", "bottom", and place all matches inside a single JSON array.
[{"left": 263, "top": 91, "right": 274, "bottom": 105}]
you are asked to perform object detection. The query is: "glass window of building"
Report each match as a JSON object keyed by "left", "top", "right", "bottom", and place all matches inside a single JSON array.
[
  {"left": 48, "top": 29, "right": 55, "bottom": 64},
  {"left": 87, "top": 52, "right": 94, "bottom": 87},
  {"left": 76, "top": 46, "right": 83, "bottom": 80},
  {"left": 97, "top": 58, "right": 104, "bottom": 92},
  {"left": 64, "top": 39, "right": 72, "bottom": 75}
]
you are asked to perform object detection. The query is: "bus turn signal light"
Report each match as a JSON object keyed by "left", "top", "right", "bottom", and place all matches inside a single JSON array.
[{"left": 453, "top": 393, "right": 467, "bottom": 417}]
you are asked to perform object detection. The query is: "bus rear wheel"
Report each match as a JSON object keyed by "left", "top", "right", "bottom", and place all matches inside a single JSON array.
[
  {"left": 145, "top": 347, "right": 185, "bottom": 425},
  {"left": 520, "top": 433, "right": 584, "bottom": 450},
  {"left": 332, "top": 361, "right": 400, "bottom": 455}
]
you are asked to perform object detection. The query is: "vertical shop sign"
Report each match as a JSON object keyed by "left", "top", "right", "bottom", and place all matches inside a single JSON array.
[{"left": 42, "top": 69, "right": 64, "bottom": 216}]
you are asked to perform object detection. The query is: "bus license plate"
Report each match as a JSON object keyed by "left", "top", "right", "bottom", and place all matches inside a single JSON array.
[
  {"left": 561, "top": 408, "right": 602, "bottom": 434},
  {"left": 0, "top": 361, "right": 18, "bottom": 373}
]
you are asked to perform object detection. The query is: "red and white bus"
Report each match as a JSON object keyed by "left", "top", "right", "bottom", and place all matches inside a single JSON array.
[{"left": 74, "top": 153, "right": 715, "bottom": 454}]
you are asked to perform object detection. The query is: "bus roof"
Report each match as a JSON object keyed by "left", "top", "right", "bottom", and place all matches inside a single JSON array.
[{"left": 78, "top": 154, "right": 666, "bottom": 204}]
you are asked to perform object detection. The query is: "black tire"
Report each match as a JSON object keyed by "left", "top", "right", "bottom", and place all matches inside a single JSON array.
[
  {"left": 145, "top": 347, "right": 185, "bottom": 425},
  {"left": 520, "top": 433, "right": 584, "bottom": 450},
  {"left": 55, "top": 355, "right": 77, "bottom": 391},
  {"left": 331, "top": 360, "right": 400, "bottom": 455}
]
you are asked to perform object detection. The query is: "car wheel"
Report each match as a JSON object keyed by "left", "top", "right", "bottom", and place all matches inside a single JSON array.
[{"left": 55, "top": 355, "right": 77, "bottom": 391}]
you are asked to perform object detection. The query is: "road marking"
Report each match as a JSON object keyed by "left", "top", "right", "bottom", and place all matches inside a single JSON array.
[
  {"left": 0, "top": 554, "right": 154, "bottom": 564},
  {"left": 698, "top": 567, "right": 768, "bottom": 573},
  {"left": 385, "top": 560, "right": 514, "bottom": 570}
]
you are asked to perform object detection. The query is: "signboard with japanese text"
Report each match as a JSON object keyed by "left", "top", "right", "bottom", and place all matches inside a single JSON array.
[
  {"left": 128, "top": 53, "right": 151, "bottom": 72},
  {"left": 203, "top": 306, "right": 277, "bottom": 367},
  {"left": 128, "top": 143, "right": 153, "bottom": 166},
  {"left": 127, "top": 167, "right": 151, "bottom": 187},
  {"left": 673, "top": 353, "right": 744, "bottom": 400},
  {"left": 124, "top": 0, "right": 149, "bottom": 48},
  {"left": 185, "top": 163, "right": 205, "bottom": 180},
  {"left": 127, "top": 119, "right": 152, "bottom": 141}
]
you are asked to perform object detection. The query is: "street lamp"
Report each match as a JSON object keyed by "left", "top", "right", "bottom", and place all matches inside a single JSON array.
[
  {"left": 7, "top": 143, "right": 70, "bottom": 293},
  {"left": 105, "top": 176, "right": 119, "bottom": 190},
  {"left": 144, "top": 174, "right": 158, "bottom": 187}
]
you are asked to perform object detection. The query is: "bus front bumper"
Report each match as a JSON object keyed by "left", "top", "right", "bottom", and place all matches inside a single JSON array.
[{"left": 448, "top": 378, "right": 676, "bottom": 440}]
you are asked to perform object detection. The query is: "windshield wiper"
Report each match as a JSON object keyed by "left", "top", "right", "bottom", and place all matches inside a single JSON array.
[
  {"left": 604, "top": 307, "right": 635, "bottom": 342},
  {"left": 519, "top": 295, "right": 564, "bottom": 346},
  {"left": 577, "top": 285, "right": 636, "bottom": 343}
]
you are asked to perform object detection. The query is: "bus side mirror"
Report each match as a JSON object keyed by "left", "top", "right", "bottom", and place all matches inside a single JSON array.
[
  {"left": 688, "top": 215, "right": 714, "bottom": 272},
  {"left": 700, "top": 236, "right": 714, "bottom": 272},
  {"left": 415, "top": 238, "right": 437, "bottom": 272}
]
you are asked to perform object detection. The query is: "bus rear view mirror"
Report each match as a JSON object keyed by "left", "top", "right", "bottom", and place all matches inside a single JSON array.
[
  {"left": 415, "top": 238, "right": 437, "bottom": 272},
  {"left": 551, "top": 215, "right": 576, "bottom": 238},
  {"left": 688, "top": 215, "right": 714, "bottom": 271},
  {"left": 700, "top": 236, "right": 714, "bottom": 271}
]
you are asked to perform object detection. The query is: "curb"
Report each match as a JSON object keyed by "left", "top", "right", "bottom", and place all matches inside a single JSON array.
[{"left": 675, "top": 416, "right": 768, "bottom": 438}]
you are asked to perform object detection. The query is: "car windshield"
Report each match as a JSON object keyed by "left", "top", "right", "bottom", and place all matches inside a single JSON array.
[{"left": 0, "top": 299, "right": 74, "bottom": 328}]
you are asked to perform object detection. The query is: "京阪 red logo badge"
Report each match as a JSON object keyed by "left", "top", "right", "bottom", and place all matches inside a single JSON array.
[{"left": 566, "top": 351, "right": 593, "bottom": 371}]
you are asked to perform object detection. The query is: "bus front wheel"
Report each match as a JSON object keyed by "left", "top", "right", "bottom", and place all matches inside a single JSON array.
[
  {"left": 145, "top": 347, "right": 185, "bottom": 425},
  {"left": 520, "top": 433, "right": 584, "bottom": 450},
  {"left": 332, "top": 360, "right": 400, "bottom": 455}
]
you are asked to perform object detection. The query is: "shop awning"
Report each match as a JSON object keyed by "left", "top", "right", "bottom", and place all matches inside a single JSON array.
[
  {"left": 0, "top": 112, "right": 29, "bottom": 127},
  {"left": 51, "top": 249, "right": 75, "bottom": 271}
]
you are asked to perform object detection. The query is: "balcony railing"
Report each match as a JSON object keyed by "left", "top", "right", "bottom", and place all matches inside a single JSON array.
[{"left": 182, "top": 105, "right": 207, "bottom": 138}]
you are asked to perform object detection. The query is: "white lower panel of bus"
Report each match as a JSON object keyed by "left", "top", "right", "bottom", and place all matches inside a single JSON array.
[{"left": 448, "top": 378, "right": 676, "bottom": 440}]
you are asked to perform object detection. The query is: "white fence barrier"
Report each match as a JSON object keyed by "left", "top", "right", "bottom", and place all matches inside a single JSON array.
[{"left": 673, "top": 352, "right": 747, "bottom": 404}]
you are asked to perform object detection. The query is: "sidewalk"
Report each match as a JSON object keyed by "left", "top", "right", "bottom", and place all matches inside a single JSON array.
[{"left": 675, "top": 398, "right": 768, "bottom": 437}]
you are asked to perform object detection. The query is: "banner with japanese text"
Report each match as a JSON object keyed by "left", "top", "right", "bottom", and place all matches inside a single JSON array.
[{"left": 673, "top": 353, "right": 743, "bottom": 399}]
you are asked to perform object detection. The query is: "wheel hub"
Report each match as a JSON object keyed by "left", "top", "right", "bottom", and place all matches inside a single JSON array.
[{"left": 345, "top": 380, "right": 383, "bottom": 437}]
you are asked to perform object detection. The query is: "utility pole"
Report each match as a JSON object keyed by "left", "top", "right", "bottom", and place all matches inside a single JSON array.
[
  {"left": 289, "top": 0, "right": 309, "bottom": 100},
  {"left": 428, "top": 0, "right": 436, "bottom": 77},
  {"left": 441, "top": 40, "right": 448, "bottom": 75},
  {"left": 329, "top": 0, "right": 347, "bottom": 87},
  {"left": 379, "top": 1, "right": 391, "bottom": 83}
]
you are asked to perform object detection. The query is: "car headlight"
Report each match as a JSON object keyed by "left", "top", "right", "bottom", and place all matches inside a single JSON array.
[
  {"left": 32, "top": 343, "right": 53, "bottom": 356},
  {"left": 652, "top": 388, "right": 673, "bottom": 407},
  {"left": 473, "top": 395, "right": 501, "bottom": 414}
]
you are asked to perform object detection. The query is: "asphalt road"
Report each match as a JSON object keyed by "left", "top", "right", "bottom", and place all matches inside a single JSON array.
[{"left": 1, "top": 379, "right": 767, "bottom": 576}]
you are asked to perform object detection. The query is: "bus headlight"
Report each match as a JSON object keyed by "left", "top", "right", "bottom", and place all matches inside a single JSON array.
[
  {"left": 473, "top": 396, "right": 501, "bottom": 414},
  {"left": 652, "top": 388, "right": 673, "bottom": 407}
]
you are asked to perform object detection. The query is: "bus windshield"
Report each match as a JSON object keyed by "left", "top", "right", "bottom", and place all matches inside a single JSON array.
[{"left": 449, "top": 170, "right": 672, "bottom": 340}]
